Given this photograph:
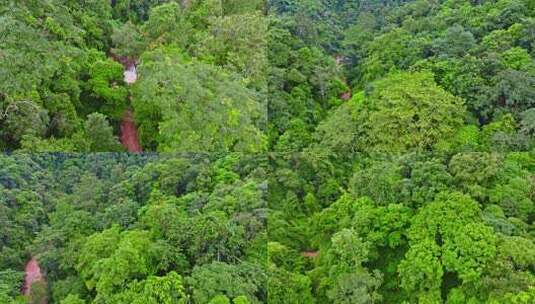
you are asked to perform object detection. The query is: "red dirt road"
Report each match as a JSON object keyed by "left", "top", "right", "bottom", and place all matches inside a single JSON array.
[
  {"left": 302, "top": 251, "right": 319, "bottom": 258},
  {"left": 23, "top": 257, "right": 44, "bottom": 296},
  {"left": 110, "top": 53, "right": 141, "bottom": 152},
  {"left": 120, "top": 109, "right": 142, "bottom": 152}
]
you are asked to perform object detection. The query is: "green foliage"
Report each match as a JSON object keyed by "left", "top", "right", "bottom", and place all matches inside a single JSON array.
[
  {"left": 187, "top": 262, "right": 264, "bottom": 304},
  {"left": 315, "top": 72, "right": 466, "bottom": 152},
  {"left": 60, "top": 294, "right": 85, "bottom": 304},
  {"left": 111, "top": 21, "right": 146, "bottom": 59},
  {"left": 360, "top": 28, "right": 428, "bottom": 84},
  {"left": 0, "top": 154, "right": 267, "bottom": 303},
  {"left": 132, "top": 47, "right": 266, "bottom": 152},
  {"left": 268, "top": 265, "right": 314, "bottom": 304},
  {"left": 210, "top": 295, "right": 231, "bottom": 304},
  {"left": 399, "top": 191, "right": 497, "bottom": 302},
  {"left": 432, "top": 25, "right": 476, "bottom": 58},
  {"left": 141, "top": 2, "right": 193, "bottom": 48},
  {"left": 0, "top": 270, "right": 24, "bottom": 300},
  {"left": 0, "top": 1, "right": 118, "bottom": 150},
  {"left": 270, "top": 150, "right": 535, "bottom": 303},
  {"left": 84, "top": 113, "right": 123, "bottom": 152},
  {"left": 193, "top": 12, "right": 268, "bottom": 89},
  {"left": 2, "top": 1, "right": 535, "bottom": 303},
  {"left": 0, "top": 0, "right": 267, "bottom": 152},
  {"left": 87, "top": 60, "right": 128, "bottom": 113},
  {"left": 112, "top": 271, "right": 187, "bottom": 304}
]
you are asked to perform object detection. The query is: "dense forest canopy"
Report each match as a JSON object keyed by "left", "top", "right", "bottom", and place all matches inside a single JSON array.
[
  {"left": 0, "top": 153, "right": 267, "bottom": 303},
  {"left": 268, "top": 0, "right": 535, "bottom": 153},
  {"left": 268, "top": 151, "right": 535, "bottom": 303},
  {"left": 266, "top": 0, "right": 535, "bottom": 303},
  {"left": 1, "top": 0, "right": 535, "bottom": 303},
  {"left": 0, "top": 0, "right": 266, "bottom": 152}
]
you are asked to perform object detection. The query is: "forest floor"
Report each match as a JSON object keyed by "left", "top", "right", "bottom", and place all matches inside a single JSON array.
[{"left": 120, "top": 108, "right": 142, "bottom": 152}]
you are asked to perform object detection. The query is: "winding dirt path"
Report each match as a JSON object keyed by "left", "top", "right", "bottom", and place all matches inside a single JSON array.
[
  {"left": 120, "top": 109, "right": 142, "bottom": 152},
  {"left": 111, "top": 55, "right": 142, "bottom": 153},
  {"left": 23, "top": 258, "right": 43, "bottom": 295},
  {"left": 23, "top": 257, "right": 46, "bottom": 303}
]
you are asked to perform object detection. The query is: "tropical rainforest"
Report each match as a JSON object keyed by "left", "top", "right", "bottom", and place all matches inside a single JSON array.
[
  {"left": 0, "top": 0, "right": 266, "bottom": 152},
  {"left": 0, "top": 153, "right": 267, "bottom": 303},
  {"left": 267, "top": 0, "right": 535, "bottom": 303},
  {"left": 1, "top": 0, "right": 535, "bottom": 303}
]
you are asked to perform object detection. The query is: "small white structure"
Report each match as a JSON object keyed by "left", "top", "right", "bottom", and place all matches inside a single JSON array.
[{"left": 124, "top": 64, "right": 137, "bottom": 84}]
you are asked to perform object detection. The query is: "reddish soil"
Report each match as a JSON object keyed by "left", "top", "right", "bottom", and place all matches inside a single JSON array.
[
  {"left": 22, "top": 257, "right": 46, "bottom": 301},
  {"left": 109, "top": 54, "right": 137, "bottom": 84},
  {"left": 120, "top": 109, "right": 142, "bottom": 152},
  {"left": 110, "top": 53, "right": 136, "bottom": 67},
  {"left": 340, "top": 91, "right": 352, "bottom": 101},
  {"left": 302, "top": 251, "right": 319, "bottom": 258},
  {"left": 109, "top": 54, "right": 141, "bottom": 152}
]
